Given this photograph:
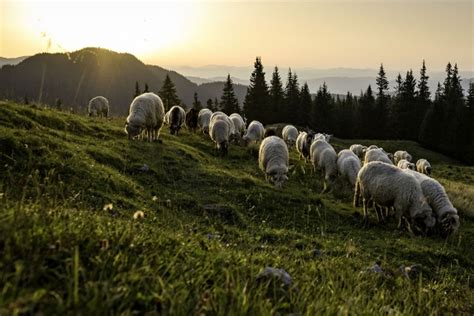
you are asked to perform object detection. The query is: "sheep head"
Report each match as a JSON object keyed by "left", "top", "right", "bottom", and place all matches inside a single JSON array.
[
  {"left": 439, "top": 212, "right": 460, "bottom": 237},
  {"left": 267, "top": 166, "right": 289, "bottom": 188}
]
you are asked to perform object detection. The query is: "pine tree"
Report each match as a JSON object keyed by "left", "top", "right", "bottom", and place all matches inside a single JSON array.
[
  {"left": 213, "top": 98, "right": 220, "bottom": 111},
  {"left": 299, "top": 83, "right": 312, "bottom": 127},
  {"left": 284, "top": 69, "right": 300, "bottom": 124},
  {"left": 220, "top": 74, "right": 240, "bottom": 114},
  {"left": 375, "top": 64, "right": 390, "bottom": 138},
  {"left": 134, "top": 81, "right": 141, "bottom": 98},
  {"left": 159, "top": 74, "right": 181, "bottom": 111},
  {"left": 192, "top": 92, "right": 202, "bottom": 111},
  {"left": 395, "top": 73, "right": 403, "bottom": 96},
  {"left": 311, "top": 82, "right": 333, "bottom": 132},
  {"left": 269, "top": 66, "right": 284, "bottom": 123},
  {"left": 206, "top": 98, "right": 214, "bottom": 111},
  {"left": 144, "top": 83, "right": 149, "bottom": 93},
  {"left": 392, "top": 70, "right": 417, "bottom": 139},
  {"left": 465, "top": 82, "right": 474, "bottom": 162},
  {"left": 243, "top": 57, "right": 269, "bottom": 123},
  {"left": 419, "top": 82, "right": 445, "bottom": 151},
  {"left": 415, "top": 60, "right": 431, "bottom": 138},
  {"left": 356, "top": 85, "right": 375, "bottom": 138}
]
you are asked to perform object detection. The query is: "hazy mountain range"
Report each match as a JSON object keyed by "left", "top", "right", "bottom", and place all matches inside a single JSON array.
[{"left": 1, "top": 53, "right": 472, "bottom": 115}]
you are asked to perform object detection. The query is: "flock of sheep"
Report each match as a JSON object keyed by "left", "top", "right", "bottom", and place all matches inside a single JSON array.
[{"left": 88, "top": 92, "right": 460, "bottom": 237}]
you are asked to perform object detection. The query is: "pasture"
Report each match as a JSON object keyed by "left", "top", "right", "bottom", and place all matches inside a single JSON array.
[{"left": 0, "top": 101, "right": 473, "bottom": 314}]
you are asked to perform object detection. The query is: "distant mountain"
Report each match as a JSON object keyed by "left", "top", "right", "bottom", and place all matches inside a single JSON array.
[
  {"left": 0, "top": 48, "right": 244, "bottom": 115},
  {"left": 186, "top": 76, "right": 213, "bottom": 85},
  {"left": 0, "top": 56, "right": 29, "bottom": 68}
]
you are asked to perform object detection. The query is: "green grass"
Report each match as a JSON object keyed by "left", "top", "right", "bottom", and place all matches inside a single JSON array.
[{"left": 0, "top": 101, "right": 473, "bottom": 314}]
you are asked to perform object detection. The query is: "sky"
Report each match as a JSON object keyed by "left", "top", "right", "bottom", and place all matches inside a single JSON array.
[{"left": 1, "top": 0, "right": 473, "bottom": 71}]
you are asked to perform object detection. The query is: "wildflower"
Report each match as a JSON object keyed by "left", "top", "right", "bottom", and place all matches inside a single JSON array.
[
  {"left": 133, "top": 210, "right": 145, "bottom": 219},
  {"left": 103, "top": 203, "right": 113, "bottom": 211}
]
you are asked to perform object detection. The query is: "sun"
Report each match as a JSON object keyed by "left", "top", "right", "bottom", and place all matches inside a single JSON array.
[{"left": 23, "top": 1, "right": 194, "bottom": 56}]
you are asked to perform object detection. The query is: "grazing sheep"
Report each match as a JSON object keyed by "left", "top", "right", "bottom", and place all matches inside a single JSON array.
[
  {"left": 354, "top": 161, "right": 435, "bottom": 229},
  {"left": 125, "top": 92, "right": 165, "bottom": 142},
  {"left": 367, "top": 145, "right": 379, "bottom": 150},
  {"left": 350, "top": 144, "right": 367, "bottom": 159},
  {"left": 397, "top": 159, "right": 415, "bottom": 170},
  {"left": 88, "top": 96, "right": 109, "bottom": 118},
  {"left": 310, "top": 140, "right": 338, "bottom": 192},
  {"left": 185, "top": 108, "right": 199, "bottom": 132},
  {"left": 337, "top": 149, "right": 361, "bottom": 187},
  {"left": 282, "top": 125, "right": 298, "bottom": 148},
  {"left": 364, "top": 148, "right": 394, "bottom": 165},
  {"left": 169, "top": 105, "right": 186, "bottom": 135},
  {"left": 416, "top": 159, "right": 432, "bottom": 175},
  {"left": 403, "top": 169, "right": 460, "bottom": 236},
  {"left": 296, "top": 131, "right": 315, "bottom": 162},
  {"left": 243, "top": 120, "right": 264, "bottom": 145},
  {"left": 198, "top": 108, "right": 212, "bottom": 134},
  {"left": 259, "top": 136, "right": 289, "bottom": 188},
  {"left": 229, "top": 113, "right": 246, "bottom": 138},
  {"left": 210, "top": 115, "right": 231, "bottom": 155},
  {"left": 314, "top": 133, "right": 332, "bottom": 142},
  {"left": 394, "top": 150, "right": 413, "bottom": 164}
]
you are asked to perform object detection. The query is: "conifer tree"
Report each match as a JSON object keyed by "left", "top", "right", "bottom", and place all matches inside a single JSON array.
[
  {"left": 213, "top": 98, "right": 220, "bottom": 111},
  {"left": 299, "top": 83, "right": 312, "bottom": 127},
  {"left": 243, "top": 57, "right": 269, "bottom": 123},
  {"left": 144, "top": 83, "right": 149, "bottom": 93},
  {"left": 192, "top": 92, "right": 202, "bottom": 111},
  {"left": 206, "top": 98, "right": 214, "bottom": 111},
  {"left": 269, "top": 66, "right": 284, "bottom": 123},
  {"left": 395, "top": 73, "right": 403, "bottom": 95},
  {"left": 356, "top": 85, "right": 375, "bottom": 138},
  {"left": 415, "top": 60, "right": 431, "bottom": 135},
  {"left": 311, "top": 82, "right": 333, "bottom": 132},
  {"left": 134, "top": 81, "right": 141, "bottom": 98},
  {"left": 376, "top": 64, "right": 389, "bottom": 98},
  {"left": 220, "top": 74, "right": 240, "bottom": 114},
  {"left": 284, "top": 69, "right": 300, "bottom": 124},
  {"left": 159, "top": 74, "right": 181, "bottom": 111},
  {"left": 375, "top": 64, "right": 390, "bottom": 138}
]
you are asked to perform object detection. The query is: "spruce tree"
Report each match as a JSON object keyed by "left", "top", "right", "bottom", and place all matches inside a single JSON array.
[
  {"left": 299, "top": 83, "right": 312, "bottom": 127},
  {"left": 269, "top": 66, "right": 284, "bottom": 123},
  {"left": 419, "top": 82, "right": 445, "bottom": 151},
  {"left": 375, "top": 64, "right": 390, "bottom": 138},
  {"left": 376, "top": 64, "right": 389, "bottom": 98},
  {"left": 214, "top": 98, "right": 220, "bottom": 111},
  {"left": 356, "top": 85, "right": 375, "bottom": 138},
  {"left": 220, "top": 74, "right": 240, "bottom": 114},
  {"left": 395, "top": 73, "right": 403, "bottom": 95},
  {"left": 134, "top": 81, "right": 141, "bottom": 98},
  {"left": 415, "top": 60, "right": 431, "bottom": 137},
  {"left": 144, "top": 83, "right": 149, "bottom": 93},
  {"left": 243, "top": 57, "right": 269, "bottom": 123},
  {"left": 392, "top": 70, "right": 416, "bottom": 139},
  {"left": 206, "top": 98, "right": 214, "bottom": 111},
  {"left": 311, "top": 82, "right": 333, "bottom": 133},
  {"left": 192, "top": 92, "right": 202, "bottom": 111},
  {"left": 284, "top": 69, "right": 301, "bottom": 124},
  {"left": 159, "top": 74, "right": 181, "bottom": 111},
  {"left": 465, "top": 82, "right": 474, "bottom": 163}
]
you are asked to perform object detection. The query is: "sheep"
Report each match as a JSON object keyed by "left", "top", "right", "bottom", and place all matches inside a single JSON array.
[
  {"left": 337, "top": 149, "right": 361, "bottom": 187},
  {"left": 314, "top": 133, "right": 332, "bottom": 143},
  {"left": 259, "top": 136, "right": 289, "bottom": 188},
  {"left": 397, "top": 159, "right": 416, "bottom": 170},
  {"left": 350, "top": 144, "right": 367, "bottom": 159},
  {"left": 354, "top": 161, "right": 435, "bottom": 230},
  {"left": 394, "top": 150, "right": 412, "bottom": 164},
  {"left": 88, "top": 96, "right": 109, "bottom": 118},
  {"left": 282, "top": 125, "right": 298, "bottom": 148},
  {"left": 364, "top": 148, "right": 394, "bottom": 165},
  {"left": 229, "top": 113, "right": 246, "bottom": 138},
  {"left": 198, "top": 108, "right": 212, "bottom": 134},
  {"left": 310, "top": 140, "right": 338, "bottom": 192},
  {"left": 164, "top": 110, "right": 171, "bottom": 125},
  {"left": 243, "top": 120, "right": 264, "bottom": 145},
  {"left": 185, "top": 108, "right": 199, "bottom": 132},
  {"left": 296, "top": 131, "right": 315, "bottom": 162},
  {"left": 403, "top": 169, "right": 460, "bottom": 236},
  {"left": 209, "top": 115, "right": 231, "bottom": 155},
  {"left": 125, "top": 92, "right": 165, "bottom": 142},
  {"left": 168, "top": 105, "right": 186, "bottom": 135},
  {"left": 416, "top": 159, "right": 432, "bottom": 175}
]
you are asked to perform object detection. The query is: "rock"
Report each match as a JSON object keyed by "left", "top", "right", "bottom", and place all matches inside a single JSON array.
[
  {"left": 256, "top": 267, "right": 292, "bottom": 287},
  {"left": 139, "top": 164, "right": 149, "bottom": 172}
]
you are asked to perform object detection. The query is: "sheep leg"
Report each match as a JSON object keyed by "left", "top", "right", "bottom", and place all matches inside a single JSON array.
[{"left": 362, "top": 198, "right": 370, "bottom": 228}]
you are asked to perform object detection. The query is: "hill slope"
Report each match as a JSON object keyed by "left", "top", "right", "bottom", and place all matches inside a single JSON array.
[
  {"left": 0, "top": 48, "right": 245, "bottom": 114},
  {"left": 0, "top": 101, "right": 473, "bottom": 314}
]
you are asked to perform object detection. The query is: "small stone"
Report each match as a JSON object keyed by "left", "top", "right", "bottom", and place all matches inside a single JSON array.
[
  {"left": 139, "top": 164, "right": 149, "bottom": 172},
  {"left": 256, "top": 267, "right": 293, "bottom": 287}
]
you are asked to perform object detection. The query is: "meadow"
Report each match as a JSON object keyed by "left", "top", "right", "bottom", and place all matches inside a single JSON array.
[{"left": 0, "top": 101, "right": 473, "bottom": 314}]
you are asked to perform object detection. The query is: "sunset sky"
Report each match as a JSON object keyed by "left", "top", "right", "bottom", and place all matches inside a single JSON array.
[{"left": 1, "top": 0, "right": 473, "bottom": 71}]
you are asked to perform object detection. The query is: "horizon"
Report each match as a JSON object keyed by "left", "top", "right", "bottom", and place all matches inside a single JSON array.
[{"left": 1, "top": 0, "right": 472, "bottom": 72}]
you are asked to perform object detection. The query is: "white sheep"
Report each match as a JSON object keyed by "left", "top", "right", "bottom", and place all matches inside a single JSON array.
[
  {"left": 416, "top": 159, "right": 432, "bottom": 175},
  {"left": 313, "top": 133, "right": 332, "bottom": 143},
  {"left": 403, "top": 169, "right": 460, "bottom": 236},
  {"left": 310, "top": 139, "right": 338, "bottom": 192},
  {"left": 364, "top": 148, "right": 394, "bottom": 165},
  {"left": 229, "top": 113, "right": 246, "bottom": 138},
  {"left": 164, "top": 110, "right": 171, "bottom": 125},
  {"left": 125, "top": 92, "right": 165, "bottom": 142},
  {"left": 243, "top": 120, "right": 264, "bottom": 145},
  {"left": 349, "top": 144, "right": 367, "bottom": 159},
  {"left": 88, "top": 96, "right": 109, "bottom": 118},
  {"left": 354, "top": 161, "right": 435, "bottom": 229},
  {"left": 397, "top": 159, "right": 416, "bottom": 170},
  {"left": 259, "top": 136, "right": 289, "bottom": 188},
  {"left": 394, "top": 150, "right": 412, "bottom": 164},
  {"left": 296, "top": 131, "right": 314, "bottom": 162},
  {"left": 209, "top": 115, "right": 231, "bottom": 155},
  {"left": 168, "top": 105, "right": 186, "bottom": 135},
  {"left": 282, "top": 125, "right": 298, "bottom": 148},
  {"left": 198, "top": 108, "right": 212, "bottom": 134},
  {"left": 337, "top": 149, "right": 361, "bottom": 187}
]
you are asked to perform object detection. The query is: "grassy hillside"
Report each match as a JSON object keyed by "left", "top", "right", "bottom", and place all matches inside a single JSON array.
[{"left": 0, "top": 101, "right": 473, "bottom": 314}]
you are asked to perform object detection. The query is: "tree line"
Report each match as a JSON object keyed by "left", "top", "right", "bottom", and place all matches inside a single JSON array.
[{"left": 154, "top": 57, "right": 474, "bottom": 164}]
